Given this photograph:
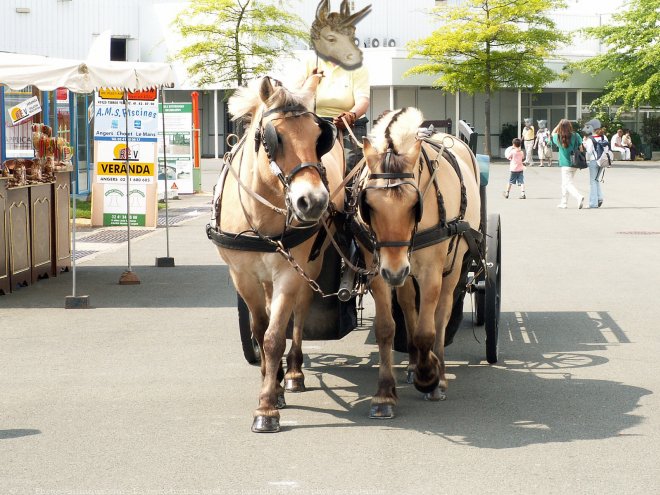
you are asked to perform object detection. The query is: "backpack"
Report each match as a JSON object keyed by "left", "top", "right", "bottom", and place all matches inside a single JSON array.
[{"left": 589, "top": 136, "right": 614, "bottom": 168}]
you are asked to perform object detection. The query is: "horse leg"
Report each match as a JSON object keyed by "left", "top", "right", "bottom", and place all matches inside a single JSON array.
[
  {"left": 411, "top": 271, "right": 443, "bottom": 396},
  {"left": 369, "top": 276, "right": 398, "bottom": 419},
  {"left": 252, "top": 287, "right": 297, "bottom": 433},
  {"left": 395, "top": 278, "right": 418, "bottom": 384},
  {"left": 285, "top": 287, "right": 313, "bottom": 393},
  {"left": 427, "top": 256, "right": 466, "bottom": 401},
  {"left": 262, "top": 282, "right": 287, "bottom": 403}
]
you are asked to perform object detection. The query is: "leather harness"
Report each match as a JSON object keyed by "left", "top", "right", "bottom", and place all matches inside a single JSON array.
[{"left": 351, "top": 138, "right": 483, "bottom": 274}]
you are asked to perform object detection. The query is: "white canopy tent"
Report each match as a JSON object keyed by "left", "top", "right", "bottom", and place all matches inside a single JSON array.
[
  {"left": 0, "top": 52, "right": 175, "bottom": 93},
  {"left": 1, "top": 52, "right": 177, "bottom": 307}
]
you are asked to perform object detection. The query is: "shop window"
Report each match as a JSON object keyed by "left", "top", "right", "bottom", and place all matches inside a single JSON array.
[
  {"left": 551, "top": 92, "right": 565, "bottom": 106},
  {"left": 532, "top": 93, "right": 552, "bottom": 106},
  {"left": 4, "top": 87, "right": 35, "bottom": 158},
  {"left": 110, "top": 38, "right": 127, "bottom": 61},
  {"left": 582, "top": 92, "right": 602, "bottom": 105}
]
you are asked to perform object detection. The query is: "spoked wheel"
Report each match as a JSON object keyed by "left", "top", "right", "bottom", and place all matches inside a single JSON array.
[
  {"left": 484, "top": 213, "right": 502, "bottom": 364},
  {"left": 237, "top": 295, "right": 261, "bottom": 365}
]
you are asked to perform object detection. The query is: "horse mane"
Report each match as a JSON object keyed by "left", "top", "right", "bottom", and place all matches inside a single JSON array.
[
  {"left": 369, "top": 107, "right": 424, "bottom": 172},
  {"left": 227, "top": 79, "right": 314, "bottom": 123}
]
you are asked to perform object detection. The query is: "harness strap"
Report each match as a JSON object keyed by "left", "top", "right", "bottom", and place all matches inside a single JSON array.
[{"left": 205, "top": 222, "right": 322, "bottom": 253}]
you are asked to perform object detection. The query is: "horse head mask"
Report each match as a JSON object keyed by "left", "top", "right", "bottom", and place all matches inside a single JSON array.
[{"left": 311, "top": 0, "right": 372, "bottom": 69}]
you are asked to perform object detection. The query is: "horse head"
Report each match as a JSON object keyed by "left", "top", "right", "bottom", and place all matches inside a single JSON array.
[
  {"left": 253, "top": 77, "right": 334, "bottom": 222},
  {"left": 360, "top": 107, "right": 424, "bottom": 286},
  {"left": 311, "top": 0, "right": 371, "bottom": 69}
]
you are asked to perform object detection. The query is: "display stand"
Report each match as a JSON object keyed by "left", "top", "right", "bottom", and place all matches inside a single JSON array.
[{"left": 0, "top": 177, "right": 10, "bottom": 294}]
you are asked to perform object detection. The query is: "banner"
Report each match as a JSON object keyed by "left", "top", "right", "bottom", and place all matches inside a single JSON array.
[
  {"left": 157, "top": 102, "right": 193, "bottom": 194},
  {"left": 91, "top": 89, "right": 159, "bottom": 227},
  {"left": 9, "top": 96, "right": 42, "bottom": 125},
  {"left": 94, "top": 90, "right": 159, "bottom": 142}
]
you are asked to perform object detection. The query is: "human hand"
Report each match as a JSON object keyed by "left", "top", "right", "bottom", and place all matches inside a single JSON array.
[{"left": 334, "top": 111, "right": 356, "bottom": 130}]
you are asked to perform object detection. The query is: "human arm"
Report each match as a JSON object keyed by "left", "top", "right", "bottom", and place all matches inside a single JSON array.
[{"left": 334, "top": 66, "right": 370, "bottom": 129}]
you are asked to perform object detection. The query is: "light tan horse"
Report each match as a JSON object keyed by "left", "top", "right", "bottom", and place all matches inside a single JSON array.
[
  {"left": 354, "top": 107, "right": 481, "bottom": 418},
  {"left": 208, "top": 76, "right": 345, "bottom": 432}
]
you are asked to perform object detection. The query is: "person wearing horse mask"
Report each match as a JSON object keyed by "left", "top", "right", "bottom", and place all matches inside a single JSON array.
[{"left": 301, "top": 0, "right": 372, "bottom": 172}]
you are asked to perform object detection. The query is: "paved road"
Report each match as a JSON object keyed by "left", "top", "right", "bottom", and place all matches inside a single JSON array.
[{"left": 1, "top": 159, "right": 659, "bottom": 494}]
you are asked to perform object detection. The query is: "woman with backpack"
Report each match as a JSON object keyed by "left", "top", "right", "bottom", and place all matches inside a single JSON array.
[
  {"left": 552, "top": 119, "right": 585, "bottom": 209},
  {"left": 582, "top": 118, "right": 606, "bottom": 208}
]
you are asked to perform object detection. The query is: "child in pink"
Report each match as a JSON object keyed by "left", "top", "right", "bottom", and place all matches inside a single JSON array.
[{"left": 503, "top": 138, "right": 526, "bottom": 199}]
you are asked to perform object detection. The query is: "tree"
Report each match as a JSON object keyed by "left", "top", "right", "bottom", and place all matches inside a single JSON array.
[
  {"left": 173, "top": 0, "right": 308, "bottom": 88},
  {"left": 406, "top": 0, "right": 569, "bottom": 156},
  {"left": 578, "top": 0, "right": 660, "bottom": 111}
]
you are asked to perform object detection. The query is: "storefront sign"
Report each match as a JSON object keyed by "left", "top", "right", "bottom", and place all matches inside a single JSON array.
[
  {"left": 93, "top": 90, "right": 159, "bottom": 143},
  {"left": 8, "top": 96, "right": 42, "bottom": 125},
  {"left": 91, "top": 89, "right": 159, "bottom": 227},
  {"left": 157, "top": 102, "right": 193, "bottom": 194},
  {"left": 101, "top": 184, "right": 148, "bottom": 226}
]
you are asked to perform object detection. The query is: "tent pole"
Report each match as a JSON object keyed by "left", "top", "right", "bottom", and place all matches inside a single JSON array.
[
  {"left": 156, "top": 86, "right": 174, "bottom": 267},
  {"left": 119, "top": 90, "right": 140, "bottom": 285},
  {"left": 65, "top": 91, "right": 89, "bottom": 308}
]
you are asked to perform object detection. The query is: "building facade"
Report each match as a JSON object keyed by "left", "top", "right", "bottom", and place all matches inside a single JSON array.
[{"left": 1, "top": 0, "right": 656, "bottom": 180}]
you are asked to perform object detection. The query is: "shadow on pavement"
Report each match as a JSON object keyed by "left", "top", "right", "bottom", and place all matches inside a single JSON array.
[
  {"left": 265, "top": 311, "right": 651, "bottom": 448},
  {"left": 0, "top": 429, "right": 41, "bottom": 440},
  {"left": 1, "top": 265, "right": 234, "bottom": 309}
]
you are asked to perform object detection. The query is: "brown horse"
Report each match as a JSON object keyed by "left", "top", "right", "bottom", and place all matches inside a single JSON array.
[
  {"left": 354, "top": 107, "right": 481, "bottom": 418},
  {"left": 208, "top": 76, "right": 345, "bottom": 432}
]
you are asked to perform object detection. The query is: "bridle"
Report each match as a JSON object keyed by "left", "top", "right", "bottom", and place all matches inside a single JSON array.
[
  {"left": 253, "top": 104, "right": 336, "bottom": 196},
  {"left": 357, "top": 148, "right": 423, "bottom": 256}
]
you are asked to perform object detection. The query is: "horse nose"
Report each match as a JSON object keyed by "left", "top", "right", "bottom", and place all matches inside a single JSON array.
[
  {"left": 296, "top": 191, "right": 328, "bottom": 220},
  {"left": 380, "top": 265, "right": 410, "bottom": 287}
]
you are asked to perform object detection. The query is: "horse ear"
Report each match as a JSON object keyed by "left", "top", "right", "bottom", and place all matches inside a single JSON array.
[
  {"left": 341, "top": 4, "right": 372, "bottom": 27},
  {"left": 302, "top": 73, "right": 323, "bottom": 93},
  {"left": 405, "top": 140, "right": 422, "bottom": 165},
  {"left": 363, "top": 138, "right": 380, "bottom": 173},
  {"left": 315, "top": 0, "right": 330, "bottom": 22},
  {"left": 259, "top": 77, "right": 275, "bottom": 103},
  {"left": 340, "top": 0, "right": 350, "bottom": 17}
]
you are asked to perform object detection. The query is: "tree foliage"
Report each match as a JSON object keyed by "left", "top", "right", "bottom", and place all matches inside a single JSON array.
[
  {"left": 173, "top": 0, "right": 307, "bottom": 87},
  {"left": 579, "top": 0, "right": 660, "bottom": 110},
  {"left": 406, "top": 0, "right": 569, "bottom": 155}
]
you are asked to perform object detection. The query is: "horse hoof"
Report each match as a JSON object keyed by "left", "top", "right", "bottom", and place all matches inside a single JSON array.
[
  {"left": 423, "top": 388, "right": 447, "bottom": 401},
  {"left": 251, "top": 415, "right": 280, "bottom": 433},
  {"left": 285, "top": 377, "right": 306, "bottom": 393},
  {"left": 369, "top": 404, "right": 395, "bottom": 419},
  {"left": 406, "top": 370, "right": 415, "bottom": 384},
  {"left": 276, "top": 394, "right": 286, "bottom": 409}
]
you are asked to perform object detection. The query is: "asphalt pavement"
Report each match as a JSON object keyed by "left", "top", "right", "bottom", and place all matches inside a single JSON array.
[{"left": 1, "top": 157, "right": 659, "bottom": 494}]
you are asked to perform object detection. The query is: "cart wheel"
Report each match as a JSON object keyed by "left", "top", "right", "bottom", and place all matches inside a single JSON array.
[
  {"left": 485, "top": 213, "right": 501, "bottom": 364},
  {"left": 238, "top": 295, "right": 261, "bottom": 365}
]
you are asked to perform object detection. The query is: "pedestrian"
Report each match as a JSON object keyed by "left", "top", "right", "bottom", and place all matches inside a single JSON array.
[
  {"left": 551, "top": 119, "right": 585, "bottom": 209},
  {"left": 521, "top": 118, "right": 535, "bottom": 166},
  {"left": 610, "top": 128, "right": 631, "bottom": 161},
  {"left": 621, "top": 129, "right": 637, "bottom": 161},
  {"left": 534, "top": 120, "right": 552, "bottom": 167},
  {"left": 503, "top": 138, "right": 526, "bottom": 199},
  {"left": 582, "top": 119, "right": 605, "bottom": 208}
]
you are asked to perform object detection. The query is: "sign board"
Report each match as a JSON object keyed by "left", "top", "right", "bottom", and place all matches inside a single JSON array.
[
  {"left": 157, "top": 102, "right": 193, "bottom": 194},
  {"left": 8, "top": 96, "right": 42, "bottom": 125},
  {"left": 91, "top": 89, "right": 159, "bottom": 227},
  {"left": 56, "top": 88, "right": 69, "bottom": 104}
]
